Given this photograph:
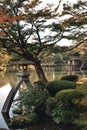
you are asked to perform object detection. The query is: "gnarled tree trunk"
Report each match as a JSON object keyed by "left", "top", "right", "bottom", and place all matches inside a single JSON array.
[
  {"left": 34, "top": 59, "right": 48, "bottom": 82},
  {"left": 25, "top": 54, "right": 48, "bottom": 82}
]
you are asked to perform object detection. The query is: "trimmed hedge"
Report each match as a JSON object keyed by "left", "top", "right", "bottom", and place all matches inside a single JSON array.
[
  {"left": 61, "top": 75, "right": 78, "bottom": 82},
  {"left": 51, "top": 89, "right": 85, "bottom": 124},
  {"left": 55, "top": 89, "right": 85, "bottom": 104},
  {"left": 46, "top": 80, "right": 77, "bottom": 96}
]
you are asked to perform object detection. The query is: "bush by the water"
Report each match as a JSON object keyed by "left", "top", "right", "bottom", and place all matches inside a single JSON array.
[
  {"left": 61, "top": 75, "right": 78, "bottom": 82},
  {"left": 34, "top": 81, "right": 46, "bottom": 89},
  {"left": 51, "top": 89, "right": 85, "bottom": 124},
  {"left": 51, "top": 101, "right": 79, "bottom": 124},
  {"left": 46, "top": 80, "right": 77, "bottom": 96},
  {"left": 10, "top": 112, "right": 38, "bottom": 127},
  {"left": 15, "top": 86, "right": 49, "bottom": 117},
  {"left": 78, "top": 81, "right": 87, "bottom": 93},
  {"left": 55, "top": 89, "right": 85, "bottom": 104},
  {"left": 46, "top": 97, "right": 56, "bottom": 114},
  {"left": 13, "top": 80, "right": 85, "bottom": 127}
]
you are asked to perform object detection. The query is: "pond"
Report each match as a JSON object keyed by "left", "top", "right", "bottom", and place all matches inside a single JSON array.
[{"left": 0, "top": 67, "right": 87, "bottom": 130}]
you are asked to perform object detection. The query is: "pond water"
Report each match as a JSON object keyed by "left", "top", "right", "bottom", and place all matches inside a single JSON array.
[{"left": 0, "top": 67, "right": 87, "bottom": 130}]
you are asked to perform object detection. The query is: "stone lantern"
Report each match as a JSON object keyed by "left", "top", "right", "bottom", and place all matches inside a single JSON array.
[
  {"left": 13, "top": 58, "right": 33, "bottom": 86},
  {"left": 2, "top": 58, "right": 33, "bottom": 118}
]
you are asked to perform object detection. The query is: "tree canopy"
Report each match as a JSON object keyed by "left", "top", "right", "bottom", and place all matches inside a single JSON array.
[
  {"left": 0, "top": 0, "right": 62, "bottom": 57},
  {"left": 0, "top": 0, "right": 63, "bottom": 82},
  {"left": 0, "top": 0, "right": 87, "bottom": 82},
  {"left": 57, "top": 0, "right": 87, "bottom": 50}
]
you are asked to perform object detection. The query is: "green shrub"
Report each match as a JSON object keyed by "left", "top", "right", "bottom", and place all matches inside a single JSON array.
[
  {"left": 61, "top": 75, "right": 78, "bottom": 82},
  {"left": 77, "top": 81, "right": 87, "bottom": 96},
  {"left": 15, "top": 87, "right": 49, "bottom": 116},
  {"left": 26, "top": 112, "right": 38, "bottom": 123},
  {"left": 74, "top": 119, "right": 87, "bottom": 129},
  {"left": 46, "top": 97, "right": 56, "bottom": 114},
  {"left": 51, "top": 89, "right": 85, "bottom": 124},
  {"left": 51, "top": 101, "right": 79, "bottom": 124},
  {"left": 46, "top": 80, "right": 77, "bottom": 96},
  {"left": 78, "top": 81, "right": 87, "bottom": 90},
  {"left": 10, "top": 112, "right": 38, "bottom": 127},
  {"left": 13, "top": 109, "right": 22, "bottom": 115},
  {"left": 34, "top": 81, "right": 46, "bottom": 89},
  {"left": 55, "top": 89, "right": 85, "bottom": 104}
]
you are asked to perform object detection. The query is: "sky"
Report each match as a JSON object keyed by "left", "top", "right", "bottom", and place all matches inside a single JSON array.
[
  {"left": 41, "top": 0, "right": 86, "bottom": 46},
  {"left": 40, "top": 0, "right": 77, "bottom": 46},
  {"left": 42, "top": 0, "right": 78, "bottom": 12}
]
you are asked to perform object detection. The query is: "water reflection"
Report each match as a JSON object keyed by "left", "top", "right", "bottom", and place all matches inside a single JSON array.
[
  {"left": 0, "top": 72, "right": 16, "bottom": 88},
  {"left": 0, "top": 67, "right": 87, "bottom": 87},
  {"left": 0, "top": 84, "right": 12, "bottom": 129},
  {"left": 2, "top": 116, "right": 80, "bottom": 130}
]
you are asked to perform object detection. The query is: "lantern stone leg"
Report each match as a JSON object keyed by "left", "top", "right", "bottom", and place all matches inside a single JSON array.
[{"left": 2, "top": 59, "right": 33, "bottom": 115}]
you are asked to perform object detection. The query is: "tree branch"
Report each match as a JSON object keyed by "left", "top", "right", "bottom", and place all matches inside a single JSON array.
[{"left": 63, "top": 39, "right": 87, "bottom": 52}]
